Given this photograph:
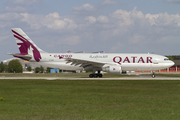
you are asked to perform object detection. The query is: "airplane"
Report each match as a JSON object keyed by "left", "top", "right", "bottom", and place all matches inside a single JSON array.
[{"left": 8, "top": 28, "right": 174, "bottom": 78}]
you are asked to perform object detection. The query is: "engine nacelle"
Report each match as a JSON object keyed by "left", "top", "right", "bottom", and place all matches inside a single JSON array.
[{"left": 102, "top": 65, "right": 122, "bottom": 74}]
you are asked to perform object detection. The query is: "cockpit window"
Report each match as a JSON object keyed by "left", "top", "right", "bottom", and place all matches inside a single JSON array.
[{"left": 164, "top": 58, "right": 170, "bottom": 61}]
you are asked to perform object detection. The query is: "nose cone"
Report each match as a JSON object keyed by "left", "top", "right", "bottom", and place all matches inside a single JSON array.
[
  {"left": 170, "top": 60, "right": 175, "bottom": 66},
  {"left": 164, "top": 61, "right": 175, "bottom": 68}
]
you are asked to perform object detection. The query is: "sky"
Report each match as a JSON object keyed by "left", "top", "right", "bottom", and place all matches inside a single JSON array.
[{"left": 1, "top": 0, "right": 180, "bottom": 61}]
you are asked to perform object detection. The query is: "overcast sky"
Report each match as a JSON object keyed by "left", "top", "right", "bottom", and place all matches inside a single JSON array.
[{"left": 1, "top": 0, "right": 180, "bottom": 61}]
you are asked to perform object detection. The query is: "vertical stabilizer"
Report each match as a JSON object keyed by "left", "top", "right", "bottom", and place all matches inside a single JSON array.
[{"left": 11, "top": 28, "right": 44, "bottom": 62}]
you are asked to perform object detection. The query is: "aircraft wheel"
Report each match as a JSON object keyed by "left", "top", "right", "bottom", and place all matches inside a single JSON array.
[
  {"left": 94, "top": 74, "right": 98, "bottom": 78},
  {"left": 152, "top": 73, "right": 155, "bottom": 78},
  {"left": 98, "top": 74, "right": 103, "bottom": 78},
  {"left": 89, "top": 74, "right": 94, "bottom": 78}
]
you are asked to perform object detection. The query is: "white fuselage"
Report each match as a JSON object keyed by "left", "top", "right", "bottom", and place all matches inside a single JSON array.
[
  {"left": 10, "top": 28, "right": 175, "bottom": 76},
  {"left": 29, "top": 53, "right": 174, "bottom": 71}
]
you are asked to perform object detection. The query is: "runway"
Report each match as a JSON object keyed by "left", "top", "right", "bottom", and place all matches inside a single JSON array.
[{"left": 1, "top": 76, "right": 180, "bottom": 80}]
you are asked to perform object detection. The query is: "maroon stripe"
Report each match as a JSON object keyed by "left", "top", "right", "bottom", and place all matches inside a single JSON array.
[
  {"left": 14, "top": 34, "right": 27, "bottom": 43},
  {"left": 12, "top": 29, "right": 42, "bottom": 62},
  {"left": 12, "top": 30, "right": 28, "bottom": 42},
  {"left": 12, "top": 29, "right": 24, "bottom": 38}
]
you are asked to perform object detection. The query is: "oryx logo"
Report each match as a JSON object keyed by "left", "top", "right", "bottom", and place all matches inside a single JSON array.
[{"left": 12, "top": 30, "right": 42, "bottom": 62}]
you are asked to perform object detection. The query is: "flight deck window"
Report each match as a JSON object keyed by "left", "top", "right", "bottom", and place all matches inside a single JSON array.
[{"left": 164, "top": 58, "right": 170, "bottom": 61}]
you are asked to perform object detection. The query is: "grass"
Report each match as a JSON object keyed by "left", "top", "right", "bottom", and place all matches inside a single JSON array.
[
  {"left": 0, "top": 73, "right": 137, "bottom": 78},
  {"left": 0, "top": 79, "right": 180, "bottom": 120},
  {"left": 1, "top": 72, "right": 180, "bottom": 78},
  {"left": 140, "top": 73, "right": 180, "bottom": 78},
  {"left": 152, "top": 73, "right": 180, "bottom": 77}
]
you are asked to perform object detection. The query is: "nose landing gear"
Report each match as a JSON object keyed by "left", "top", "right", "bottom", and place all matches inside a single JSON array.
[{"left": 152, "top": 71, "right": 156, "bottom": 78}]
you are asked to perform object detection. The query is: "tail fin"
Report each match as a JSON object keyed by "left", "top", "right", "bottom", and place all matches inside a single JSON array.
[{"left": 11, "top": 28, "right": 44, "bottom": 62}]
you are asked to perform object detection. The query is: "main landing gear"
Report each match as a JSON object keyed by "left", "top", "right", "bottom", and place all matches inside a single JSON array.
[
  {"left": 89, "top": 74, "right": 103, "bottom": 78},
  {"left": 89, "top": 71, "right": 103, "bottom": 78}
]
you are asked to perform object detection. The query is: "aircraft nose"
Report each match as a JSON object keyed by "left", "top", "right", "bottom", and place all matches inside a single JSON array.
[
  {"left": 164, "top": 61, "right": 174, "bottom": 68},
  {"left": 167, "top": 61, "right": 175, "bottom": 67},
  {"left": 171, "top": 61, "right": 175, "bottom": 66}
]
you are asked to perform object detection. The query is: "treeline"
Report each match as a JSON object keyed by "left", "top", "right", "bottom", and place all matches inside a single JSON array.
[
  {"left": 166, "top": 55, "right": 180, "bottom": 60},
  {"left": 0, "top": 59, "right": 52, "bottom": 73},
  {"left": 0, "top": 60, "right": 22, "bottom": 73}
]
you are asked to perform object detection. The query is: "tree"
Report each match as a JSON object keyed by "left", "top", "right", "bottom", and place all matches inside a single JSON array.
[
  {"left": 0, "top": 62, "right": 5, "bottom": 72},
  {"left": 27, "top": 66, "right": 32, "bottom": 71},
  {"left": 8, "top": 60, "right": 23, "bottom": 73},
  {"left": 166, "top": 55, "right": 180, "bottom": 60},
  {"left": 35, "top": 67, "right": 40, "bottom": 73},
  {"left": 3, "top": 64, "right": 8, "bottom": 73},
  {"left": 46, "top": 67, "right": 52, "bottom": 73},
  {"left": 40, "top": 66, "right": 44, "bottom": 73},
  {"left": 167, "top": 56, "right": 173, "bottom": 60}
]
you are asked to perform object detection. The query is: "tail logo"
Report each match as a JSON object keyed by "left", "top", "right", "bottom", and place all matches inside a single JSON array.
[{"left": 12, "top": 30, "right": 42, "bottom": 62}]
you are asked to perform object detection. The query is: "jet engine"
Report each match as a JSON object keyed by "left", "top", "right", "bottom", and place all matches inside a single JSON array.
[{"left": 102, "top": 65, "right": 122, "bottom": 74}]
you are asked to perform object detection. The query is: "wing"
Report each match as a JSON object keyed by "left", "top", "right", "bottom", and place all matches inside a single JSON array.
[{"left": 65, "top": 57, "right": 110, "bottom": 68}]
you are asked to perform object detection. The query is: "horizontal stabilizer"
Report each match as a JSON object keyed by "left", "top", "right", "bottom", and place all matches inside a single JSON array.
[{"left": 7, "top": 53, "right": 32, "bottom": 61}]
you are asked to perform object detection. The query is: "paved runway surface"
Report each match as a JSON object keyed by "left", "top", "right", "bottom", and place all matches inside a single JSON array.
[{"left": 1, "top": 76, "right": 180, "bottom": 80}]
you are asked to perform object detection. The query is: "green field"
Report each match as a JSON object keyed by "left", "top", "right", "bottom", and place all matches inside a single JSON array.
[
  {"left": 0, "top": 79, "right": 180, "bottom": 120},
  {"left": 0, "top": 73, "right": 138, "bottom": 78},
  {"left": 1, "top": 72, "right": 180, "bottom": 78}
]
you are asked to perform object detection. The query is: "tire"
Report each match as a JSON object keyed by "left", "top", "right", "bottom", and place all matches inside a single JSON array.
[
  {"left": 89, "top": 74, "right": 94, "bottom": 78},
  {"left": 152, "top": 74, "right": 155, "bottom": 78},
  {"left": 94, "top": 74, "right": 98, "bottom": 78},
  {"left": 98, "top": 74, "right": 103, "bottom": 78}
]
